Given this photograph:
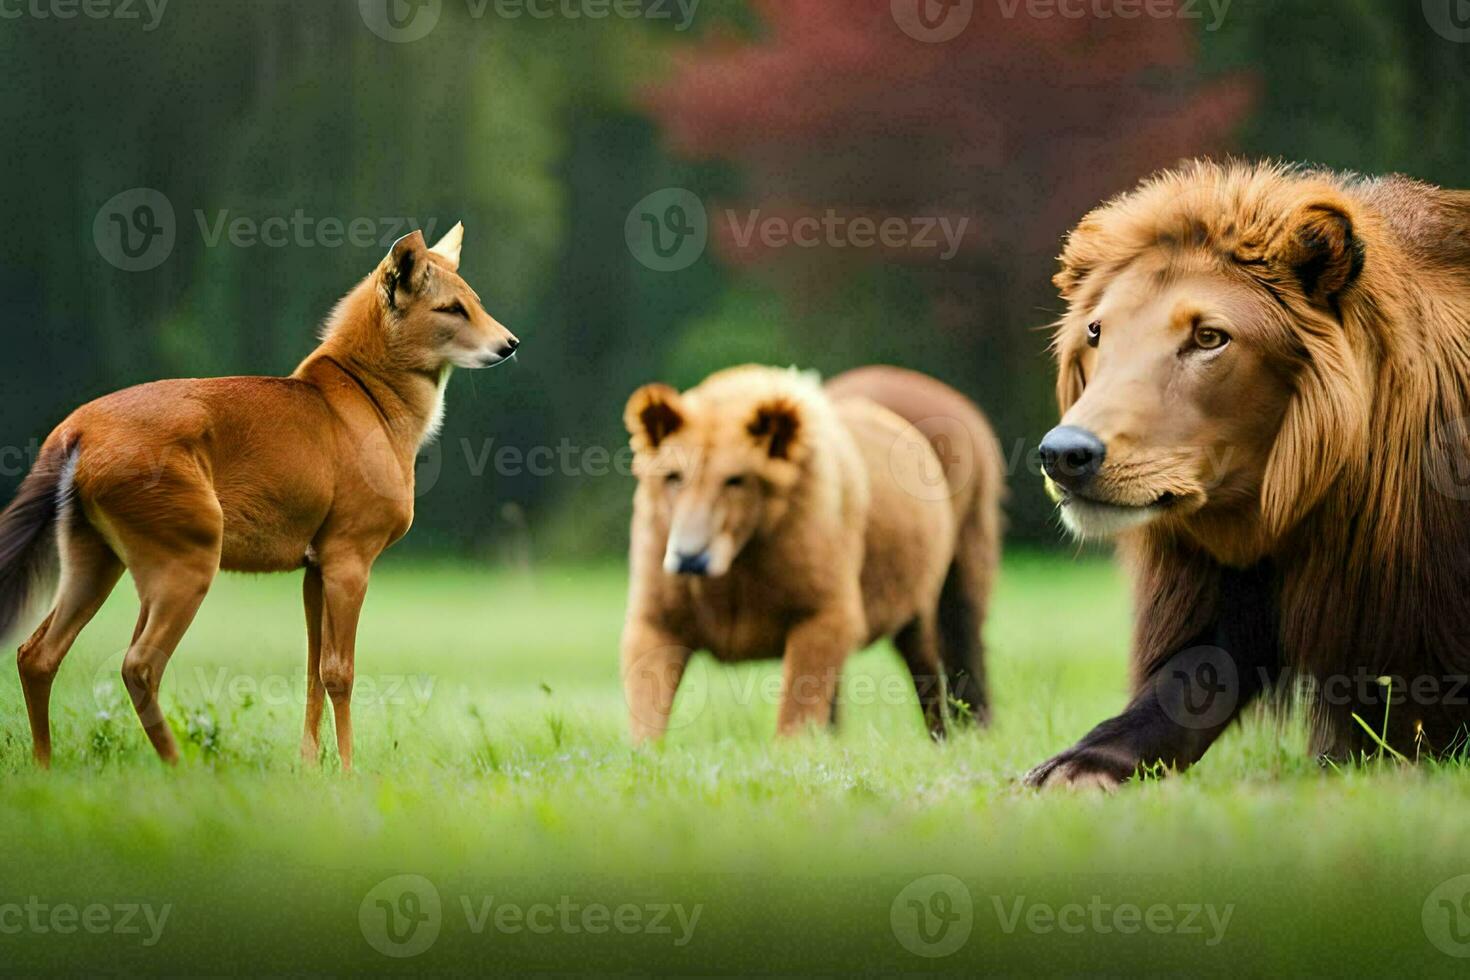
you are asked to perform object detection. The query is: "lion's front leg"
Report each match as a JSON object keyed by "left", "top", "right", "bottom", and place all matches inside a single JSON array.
[
  {"left": 1028, "top": 562, "right": 1281, "bottom": 790},
  {"left": 1024, "top": 684, "right": 1225, "bottom": 791}
]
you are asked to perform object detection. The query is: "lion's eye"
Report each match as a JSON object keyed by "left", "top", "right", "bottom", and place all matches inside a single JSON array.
[
  {"left": 1193, "top": 327, "right": 1230, "bottom": 351},
  {"left": 665, "top": 471, "right": 683, "bottom": 486},
  {"left": 1086, "top": 321, "right": 1101, "bottom": 348},
  {"left": 725, "top": 474, "right": 748, "bottom": 489},
  {"left": 434, "top": 301, "right": 469, "bottom": 318}
]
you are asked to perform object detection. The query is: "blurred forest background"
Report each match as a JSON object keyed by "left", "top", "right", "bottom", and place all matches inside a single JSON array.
[{"left": 1, "top": 0, "right": 1467, "bottom": 561}]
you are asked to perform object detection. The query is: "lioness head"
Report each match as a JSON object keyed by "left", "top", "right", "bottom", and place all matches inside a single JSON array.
[
  {"left": 1043, "top": 162, "right": 1371, "bottom": 563},
  {"left": 624, "top": 368, "right": 815, "bottom": 578}
]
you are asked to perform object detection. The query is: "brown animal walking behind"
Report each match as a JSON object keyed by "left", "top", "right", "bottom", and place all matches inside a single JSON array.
[
  {"left": 620, "top": 364, "right": 1003, "bottom": 740},
  {"left": 0, "top": 225, "right": 518, "bottom": 769}
]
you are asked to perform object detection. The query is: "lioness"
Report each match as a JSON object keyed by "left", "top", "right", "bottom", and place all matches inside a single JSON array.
[{"left": 620, "top": 365, "right": 1002, "bottom": 739}]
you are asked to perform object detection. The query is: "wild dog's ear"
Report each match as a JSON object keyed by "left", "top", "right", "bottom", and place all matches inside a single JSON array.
[
  {"left": 625, "top": 384, "right": 685, "bottom": 453},
  {"left": 1274, "top": 200, "right": 1364, "bottom": 307},
  {"left": 430, "top": 222, "right": 464, "bottom": 270},
  {"left": 381, "top": 230, "right": 429, "bottom": 307},
  {"left": 748, "top": 398, "right": 803, "bottom": 461}
]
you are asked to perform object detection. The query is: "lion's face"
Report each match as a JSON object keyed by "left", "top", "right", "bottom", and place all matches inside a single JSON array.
[
  {"left": 1044, "top": 166, "right": 1375, "bottom": 565},
  {"left": 1045, "top": 251, "right": 1297, "bottom": 547}
]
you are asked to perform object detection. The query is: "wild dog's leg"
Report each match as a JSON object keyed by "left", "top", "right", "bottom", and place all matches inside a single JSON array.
[
  {"left": 122, "top": 550, "right": 218, "bottom": 764},
  {"left": 895, "top": 615, "right": 947, "bottom": 739},
  {"left": 105, "top": 466, "right": 223, "bottom": 765},
  {"left": 17, "top": 524, "right": 124, "bottom": 767},
  {"left": 300, "top": 564, "right": 325, "bottom": 764},
  {"left": 620, "top": 618, "right": 690, "bottom": 742},
  {"left": 1026, "top": 563, "right": 1280, "bottom": 791},
  {"left": 777, "top": 610, "right": 861, "bottom": 737},
  {"left": 317, "top": 555, "right": 372, "bottom": 772}
]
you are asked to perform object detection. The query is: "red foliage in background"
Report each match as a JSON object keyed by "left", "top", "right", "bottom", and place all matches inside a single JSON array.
[{"left": 645, "top": 0, "right": 1252, "bottom": 287}]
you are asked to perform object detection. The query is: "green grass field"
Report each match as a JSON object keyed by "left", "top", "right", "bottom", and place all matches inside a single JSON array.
[{"left": 2, "top": 552, "right": 1469, "bottom": 975}]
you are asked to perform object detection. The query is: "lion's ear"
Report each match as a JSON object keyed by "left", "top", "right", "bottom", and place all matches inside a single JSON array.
[
  {"left": 625, "top": 384, "right": 685, "bottom": 453},
  {"left": 748, "top": 398, "right": 803, "bottom": 461},
  {"left": 1275, "top": 200, "right": 1364, "bottom": 306}
]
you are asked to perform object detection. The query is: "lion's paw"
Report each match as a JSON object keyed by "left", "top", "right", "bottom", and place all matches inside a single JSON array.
[{"left": 1023, "top": 745, "right": 1136, "bottom": 793}]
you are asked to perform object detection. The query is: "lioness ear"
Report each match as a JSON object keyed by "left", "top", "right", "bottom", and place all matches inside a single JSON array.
[
  {"left": 625, "top": 384, "right": 685, "bottom": 453},
  {"left": 1276, "top": 200, "right": 1364, "bottom": 306},
  {"left": 748, "top": 398, "right": 802, "bottom": 461},
  {"left": 430, "top": 222, "right": 464, "bottom": 270},
  {"left": 381, "top": 230, "right": 429, "bottom": 307}
]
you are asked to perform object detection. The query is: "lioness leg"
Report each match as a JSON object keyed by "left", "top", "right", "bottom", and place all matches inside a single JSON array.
[
  {"left": 620, "top": 619, "right": 690, "bottom": 742},
  {"left": 895, "top": 615, "right": 947, "bottom": 739},
  {"left": 777, "top": 612, "right": 859, "bottom": 736}
]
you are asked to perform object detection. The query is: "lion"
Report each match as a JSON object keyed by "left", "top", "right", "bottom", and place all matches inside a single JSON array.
[
  {"left": 620, "top": 365, "right": 1002, "bottom": 740},
  {"left": 1028, "top": 159, "right": 1470, "bottom": 789}
]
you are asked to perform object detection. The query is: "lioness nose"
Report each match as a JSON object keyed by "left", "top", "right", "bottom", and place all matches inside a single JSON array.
[
  {"left": 674, "top": 551, "right": 710, "bottom": 576},
  {"left": 1039, "top": 425, "right": 1106, "bottom": 490}
]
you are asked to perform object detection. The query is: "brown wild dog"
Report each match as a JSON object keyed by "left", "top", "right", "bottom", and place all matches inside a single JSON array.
[
  {"left": 0, "top": 225, "right": 518, "bottom": 769},
  {"left": 1032, "top": 160, "right": 1470, "bottom": 789},
  {"left": 620, "top": 365, "right": 1003, "bottom": 740}
]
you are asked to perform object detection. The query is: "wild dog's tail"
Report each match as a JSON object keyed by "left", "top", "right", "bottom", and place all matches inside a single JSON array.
[{"left": 0, "top": 441, "right": 76, "bottom": 640}]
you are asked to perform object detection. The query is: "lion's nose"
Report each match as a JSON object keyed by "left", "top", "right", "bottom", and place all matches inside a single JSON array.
[{"left": 1039, "top": 425, "right": 1106, "bottom": 491}]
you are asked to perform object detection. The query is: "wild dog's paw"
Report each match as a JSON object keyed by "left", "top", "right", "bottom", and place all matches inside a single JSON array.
[{"left": 1023, "top": 743, "right": 1139, "bottom": 792}]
